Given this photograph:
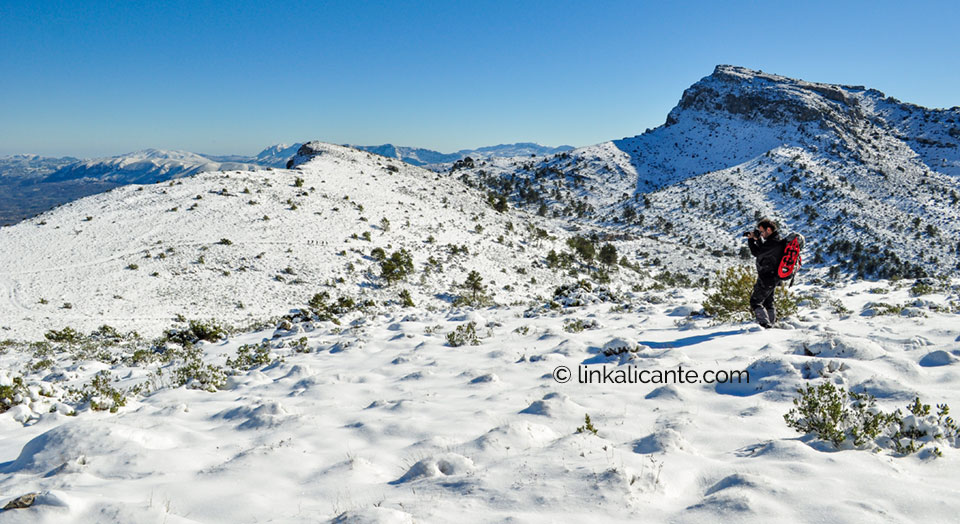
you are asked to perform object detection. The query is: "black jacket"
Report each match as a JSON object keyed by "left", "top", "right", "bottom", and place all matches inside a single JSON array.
[{"left": 749, "top": 232, "right": 785, "bottom": 282}]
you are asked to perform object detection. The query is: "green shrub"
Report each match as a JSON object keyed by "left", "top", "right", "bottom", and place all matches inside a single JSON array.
[
  {"left": 785, "top": 384, "right": 959, "bottom": 455},
  {"left": 702, "top": 266, "right": 798, "bottom": 323},
  {"left": 446, "top": 322, "right": 480, "bottom": 347},
  {"left": 45, "top": 327, "right": 82, "bottom": 344},
  {"left": 869, "top": 302, "right": 904, "bottom": 316},
  {"left": 563, "top": 318, "right": 599, "bottom": 333},
  {"left": 307, "top": 292, "right": 369, "bottom": 323},
  {"left": 290, "top": 337, "right": 310, "bottom": 353},
  {"left": 380, "top": 248, "right": 414, "bottom": 284},
  {"left": 784, "top": 383, "right": 894, "bottom": 447},
  {"left": 399, "top": 289, "right": 415, "bottom": 308},
  {"left": 576, "top": 413, "right": 598, "bottom": 435},
  {"left": 888, "top": 398, "right": 959, "bottom": 455},
  {"left": 829, "top": 299, "right": 851, "bottom": 315},
  {"left": 218, "top": 238, "right": 233, "bottom": 246}
]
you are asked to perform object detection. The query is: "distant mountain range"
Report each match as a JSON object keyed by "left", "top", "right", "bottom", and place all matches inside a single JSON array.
[
  {"left": 0, "top": 142, "right": 568, "bottom": 226},
  {"left": 347, "top": 142, "right": 574, "bottom": 167}
]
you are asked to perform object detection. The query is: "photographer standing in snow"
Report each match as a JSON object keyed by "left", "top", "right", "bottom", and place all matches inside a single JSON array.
[{"left": 745, "top": 218, "right": 786, "bottom": 328}]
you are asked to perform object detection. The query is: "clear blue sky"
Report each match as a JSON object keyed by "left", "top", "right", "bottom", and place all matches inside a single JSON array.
[{"left": 2, "top": 0, "right": 958, "bottom": 157}]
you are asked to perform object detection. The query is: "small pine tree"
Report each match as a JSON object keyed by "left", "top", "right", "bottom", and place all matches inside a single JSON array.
[
  {"left": 463, "top": 270, "right": 485, "bottom": 301},
  {"left": 566, "top": 235, "right": 596, "bottom": 263},
  {"left": 599, "top": 243, "right": 618, "bottom": 266}
]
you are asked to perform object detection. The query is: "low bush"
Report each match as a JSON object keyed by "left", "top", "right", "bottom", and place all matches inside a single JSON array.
[
  {"left": 702, "top": 266, "right": 798, "bottom": 323},
  {"left": 785, "top": 383, "right": 959, "bottom": 455},
  {"left": 226, "top": 342, "right": 273, "bottom": 371},
  {"left": 380, "top": 248, "right": 414, "bottom": 284},
  {"left": 446, "top": 322, "right": 480, "bottom": 347}
]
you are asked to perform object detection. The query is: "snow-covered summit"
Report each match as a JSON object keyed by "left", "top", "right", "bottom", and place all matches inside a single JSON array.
[{"left": 452, "top": 65, "right": 960, "bottom": 279}]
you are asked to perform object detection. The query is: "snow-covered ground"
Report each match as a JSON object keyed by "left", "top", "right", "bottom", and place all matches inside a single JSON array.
[{"left": 1, "top": 277, "right": 959, "bottom": 522}]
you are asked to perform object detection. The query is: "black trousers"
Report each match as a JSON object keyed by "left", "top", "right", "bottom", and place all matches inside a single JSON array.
[{"left": 750, "top": 276, "right": 778, "bottom": 311}]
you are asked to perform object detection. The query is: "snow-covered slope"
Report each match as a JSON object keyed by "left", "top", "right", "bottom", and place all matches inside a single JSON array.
[{"left": 454, "top": 65, "right": 960, "bottom": 278}]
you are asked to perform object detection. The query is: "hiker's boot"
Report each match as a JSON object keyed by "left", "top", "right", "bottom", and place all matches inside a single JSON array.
[
  {"left": 765, "top": 307, "right": 777, "bottom": 326},
  {"left": 754, "top": 307, "right": 772, "bottom": 329}
]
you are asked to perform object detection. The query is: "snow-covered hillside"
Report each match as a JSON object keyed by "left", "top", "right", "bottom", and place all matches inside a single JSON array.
[
  {"left": 453, "top": 65, "right": 960, "bottom": 278},
  {"left": 0, "top": 142, "right": 712, "bottom": 341}
]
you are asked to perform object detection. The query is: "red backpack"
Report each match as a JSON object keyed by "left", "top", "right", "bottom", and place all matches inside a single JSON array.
[{"left": 777, "top": 233, "right": 804, "bottom": 283}]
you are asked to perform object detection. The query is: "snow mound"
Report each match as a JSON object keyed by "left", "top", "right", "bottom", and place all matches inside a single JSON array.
[
  {"left": 644, "top": 385, "right": 685, "bottom": 401},
  {"left": 330, "top": 507, "right": 415, "bottom": 524},
  {"left": 0, "top": 421, "right": 171, "bottom": 479},
  {"left": 919, "top": 350, "right": 959, "bottom": 367},
  {"left": 213, "top": 401, "right": 294, "bottom": 430},
  {"left": 519, "top": 392, "right": 582, "bottom": 417},
  {"left": 632, "top": 428, "right": 690, "bottom": 454},
  {"left": 390, "top": 453, "right": 474, "bottom": 484},
  {"left": 802, "top": 335, "right": 886, "bottom": 359},
  {"left": 471, "top": 421, "right": 559, "bottom": 452},
  {"left": 715, "top": 357, "right": 801, "bottom": 398}
]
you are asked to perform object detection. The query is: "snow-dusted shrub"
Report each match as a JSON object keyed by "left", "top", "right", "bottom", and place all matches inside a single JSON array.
[
  {"left": 81, "top": 371, "right": 127, "bottom": 413},
  {"left": 785, "top": 384, "right": 960, "bottom": 455},
  {"left": 0, "top": 375, "right": 28, "bottom": 413},
  {"left": 702, "top": 266, "right": 797, "bottom": 323},
  {"left": 888, "top": 398, "right": 960, "bottom": 455},
  {"left": 446, "top": 322, "right": 480, "bottom": 347},
  {"left": 563, "top": 318, "right": 600, "bottom": 333},
  {"left": 45, "top": 327, "right": 82, "bottom": 344},
  {"left": 165, "top": 319, "right": 226, "bottom": 346},
  {"left": 226, "top": 342, "right": 274, "bottom": 371},
  {"left": 306, "top": 292, "right": 372, "bottom": 324},
  {"left": 173, "top": 347, "right": 226, "bottom": 392},
  {"left": 552, "top": 280, "right": 619, "bottom": 307},
  {"left": 784, "top": 383, "right": 893, "bottom": 447}
]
